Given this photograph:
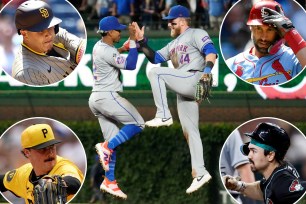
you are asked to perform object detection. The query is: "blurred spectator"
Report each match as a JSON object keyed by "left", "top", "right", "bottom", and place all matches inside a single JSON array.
[
  {"left": 0, "top": 16, "right": 20, "bottom": 75},
  {"left": 112, "top": 0, "right": 135, "bottom": 24},
  {"left": 142, "top": 0, "right": 160, "bottom": 30},
  {"left": 206, "top": 0, "right": 228, "bottom": 31},
  {"left": 194, "top": 0, "right": 210, "bottom": 29}
]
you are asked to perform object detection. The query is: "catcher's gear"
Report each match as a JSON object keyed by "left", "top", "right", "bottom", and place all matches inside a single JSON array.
[
  {"left": 262, "top": 6, "right": 294, "bottom": 37},
  {"left": 195, "top": 73, "right": 213, "bottom": 103},
  {"left": 33, "top": 175, "right": 67, "bottom": 204}
]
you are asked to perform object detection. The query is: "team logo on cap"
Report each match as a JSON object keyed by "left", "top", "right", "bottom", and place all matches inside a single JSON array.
[
  {"left": 289, "top": 179, "right": 304, "bottom": 192},
  {"left": 39, "top": 8, "right": 49, "bottom": 18}
]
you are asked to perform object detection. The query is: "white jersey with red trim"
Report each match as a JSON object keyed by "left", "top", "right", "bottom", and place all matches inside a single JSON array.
[{"left": 226, "top": 45, "right": 302, "bottom": 86}]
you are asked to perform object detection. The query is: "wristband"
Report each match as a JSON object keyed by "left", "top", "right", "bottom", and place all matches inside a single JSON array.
[
  {"left": 236, "top": 181, "right": 246, "bottom": 192},
  {"left": 284, "top": 29, "right": 306, "bottom": 54},
  {"left": 129, "top": 40, "right": 136, "bottom": 48}
]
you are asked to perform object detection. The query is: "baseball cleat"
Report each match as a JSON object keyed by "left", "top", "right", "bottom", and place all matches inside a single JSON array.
[
  {"left": 95, "top": 142, "right": 113, "bottom": 171},
  {"left": 145, "top": 117, "right": 173, "bottom": 127},
  {"left": 186, "top": 173, "right": 212, "bottom": 194},
  {"left": 100, "top": 178, "right": 127, "bottom": 199}
]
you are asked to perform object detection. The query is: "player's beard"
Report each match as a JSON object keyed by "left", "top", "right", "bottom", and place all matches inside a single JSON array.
[
  {"left": 170, "top": 27, "right": 180, "bottom": 38},
  {"left": 253, "top": 38, "right": 274, "bottom": 55}
]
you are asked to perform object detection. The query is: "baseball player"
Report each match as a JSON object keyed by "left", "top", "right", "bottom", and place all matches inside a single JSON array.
[
  {"left": 0, "top": 124, "right": 84, "bottom": 204},
  {"left": 223, "top": 122, "right": 306, "bottom": 204},
  {"left": 220, "top": 130, "right": 255, "bottom": 203},
  {"left": 11, "top": 0, "right": 86, "bottom": 86},
  {"left": 88, "top": 16, "right": 144, "bottom": 199},
  {"left": 226, "top": 1, "right": 306, "bottom": 86},
  {"left": 134, "top": 5, "right": 218, "bottom": 193}
]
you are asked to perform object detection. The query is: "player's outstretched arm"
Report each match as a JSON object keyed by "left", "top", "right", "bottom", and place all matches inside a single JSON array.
[
  {"left": 262, "top": 6, "right": 306, "bottom": 68},
  {"left": 223, "top": 175, "right": 263, "bottom": 200},
  {"left": 125, "top": 23, "right": 138, "bottom": 70}
]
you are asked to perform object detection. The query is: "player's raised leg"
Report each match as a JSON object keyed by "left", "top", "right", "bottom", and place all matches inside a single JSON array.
[
  {"left": 145, "top": 67, "right": 201, "bottom": 127},
  {"left": 176, "top": 95, "right": 211, "bottom": 193}
]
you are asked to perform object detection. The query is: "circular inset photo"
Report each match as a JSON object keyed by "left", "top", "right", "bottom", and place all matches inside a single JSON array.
[
  {"left": 0, "top": 0, "right": 87, "bottom": 86},
  {"left": 0, "top": 117, "right": 86, "bottom": 203},
  {"left": 220, "top": 117, "right": 306, "bottom": 204},
  {"left": 220, "top": 0, "right": 306, "bottom": 86}
]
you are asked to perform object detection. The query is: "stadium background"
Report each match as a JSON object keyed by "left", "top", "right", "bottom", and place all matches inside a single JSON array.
[{"left": 1, "top": 0, "right": 306, "bottom": 203}]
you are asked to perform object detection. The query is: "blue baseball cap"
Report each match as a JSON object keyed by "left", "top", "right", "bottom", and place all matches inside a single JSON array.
[
  {"left": 162, "top": 5, "right": 190, "bottom": 20},
  {"left": 97, "top": 16, "right": 127, "bottom": 33}
]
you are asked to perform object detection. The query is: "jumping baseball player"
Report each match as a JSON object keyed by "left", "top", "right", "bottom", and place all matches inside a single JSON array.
[
  {"left": 134, "top": 5, "right": 218, "bottom": 193},
  {"left": 11, "top": 0, "right": 86, "bottom": 86},
  {"left": 88, "top": 16, "right": 144, "bottom": 199},
  {"left": 226, "top": 1, "right": 306, "bottom": 86},
  {"left": 0, "top": 124, "right": 84, "bottom": 204},
  {"left": 223, "top": 122, "right": 306, "bottom": 204}
]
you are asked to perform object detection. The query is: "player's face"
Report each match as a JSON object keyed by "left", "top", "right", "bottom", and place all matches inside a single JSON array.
[
  {"left": 251, "top": 25, "right": 278, "bottom": 56},
  {"left": 22, "top": 27, "right": 55, "bottom": 53},
  {"left": 27, "top": 145, "right": 57, "bottom": 176},
  {"left": 247, "top": 143, "right": 270, "bottom": 173},
  {"left": 168, "top": 19, "right": 182, "bottom": 37},
  {"left": 110, "top": 30, "right": 121, "bottom": 43}
]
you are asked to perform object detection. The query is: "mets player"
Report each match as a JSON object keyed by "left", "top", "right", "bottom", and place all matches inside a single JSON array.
[
  {"left": 223, "top": 122, "right": 306, "bottom": 204},
  {"left": 226, "top": 1, "right": 306, "bottom": 86},
  {"left": 11, "top": 0, "right": 86, "bottom": 86},
  {"left": 0, "top": 124, "right": 84, "bottom": 204},
  {"left": 88, "top": 16, "right": 144, "bottom": 199},
  {"left": 134, "top": 5, "right": 218, "bottom": 193}
]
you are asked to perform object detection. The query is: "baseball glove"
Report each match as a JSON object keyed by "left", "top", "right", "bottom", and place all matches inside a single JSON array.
[
  {"left": 195, "top": 73, "right": 213, "bottom": 104},
  {"left": 33, "top": 175, "right": 67, "bottom": 204}
]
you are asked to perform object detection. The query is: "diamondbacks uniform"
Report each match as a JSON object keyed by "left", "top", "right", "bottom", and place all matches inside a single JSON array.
[
  {"left": 260, "top": 163, "right": 306, "bottom": 204},
  {"left": 12, "top": 28, "right": 86, "bottom": 86},
  {"left": 89, "top": 40, "right": 144, "bottom": 140},
  {"left": 148, "top": 28, "right": 216, "bottom": 177},
  {"left": 2, "top": 156, "right": 84, "bottom": 204},
  {"left": 226, "top": 45, "right": 302, "bottom": 85}
]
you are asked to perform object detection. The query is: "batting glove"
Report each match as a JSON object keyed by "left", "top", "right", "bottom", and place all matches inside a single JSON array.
[{"left": 261, "top": 6, "right": 294, "bottom": 37}]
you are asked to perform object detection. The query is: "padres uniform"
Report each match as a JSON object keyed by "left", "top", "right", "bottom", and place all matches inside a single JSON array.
[
  {"left": 88, "top": 40, "right": 144, "bottom": 140},
  {"left": 2, "top": 156, "right": 83, "bottom": 204},
  {"left": 147, "top": 28, "right": 216, "bottom": 177},
  {"left": 260, "top": 162, "right": 306, "bottom": 204},
  {"left": 226, "top": 45, "right": 302, "bottom": 85},
  {"left": 12, "top": 28, "right": 86, "bottom": 86}
]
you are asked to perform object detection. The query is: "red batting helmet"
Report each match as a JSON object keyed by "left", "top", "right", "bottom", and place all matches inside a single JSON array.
[{"left": 247, "top": 1, "right": 283, "bottom": 25}]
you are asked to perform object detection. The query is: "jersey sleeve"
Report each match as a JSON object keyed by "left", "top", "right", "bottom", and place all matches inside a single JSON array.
[
  {"left": 3, "top": 169, "right": 23, "bottom": 198},
  {"left": 102, "top": 47, "right": 128, "bottom": 70},
  {"left": 192, "top": 29, "right": 213, "bottom": 52},
  {"left": 54, "top": 28, "right": 86, "bottom": 64},
  {"left": 156, "top": 43, "right": 171, "bottom": 63}
]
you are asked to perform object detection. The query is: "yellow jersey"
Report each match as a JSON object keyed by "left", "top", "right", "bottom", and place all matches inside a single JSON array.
[{"left": 3, "top": 156, "right": 84, "bottom": 204}]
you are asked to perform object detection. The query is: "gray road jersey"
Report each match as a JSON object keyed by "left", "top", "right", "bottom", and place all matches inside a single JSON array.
[
  {"left": 220, "top": 130, "right": 249, "bottom": 177},
  {"left": 157, "top": 28, "right": 212, "bottom": 71},
  {"left": 12, "top": 28, "right": 84, "bottom": 85},
  {"left": 92, "top": 40, "right": 127, "bottom": 92}
]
